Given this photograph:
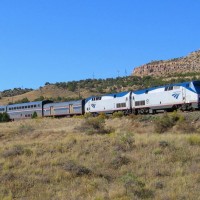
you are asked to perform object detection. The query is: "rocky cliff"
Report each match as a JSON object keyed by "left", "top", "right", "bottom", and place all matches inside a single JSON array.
[{"left": 132, "top": 50, "right": 200, "bottom": 77}]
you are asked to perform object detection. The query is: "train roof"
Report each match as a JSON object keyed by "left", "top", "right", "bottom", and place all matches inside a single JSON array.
[
  {"left": 132, "top": 80, "right": 200, "bottom": 94},
  {"left": 86, "top": 91, "right": 131, "bottom": 100},
  {"left": 6, "top": 100, "right": 52, "bottom": 107}
]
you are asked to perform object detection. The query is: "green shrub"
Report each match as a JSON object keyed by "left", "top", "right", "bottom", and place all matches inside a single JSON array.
[
  {"left": 188, "top": 135, "right": 200, "bottom": 146},
  {"left": 112, "top": 111, "right": 124, "bottom": 118},
  {"left": 115, "top": 132, "right": 135, "bottom": 152},
  {"left": 0, "top": 112, "right": 10, "bottom": 123},
  {"left": 154, "top": 112, "right": 183, "bottom": 133},
  {"left": 32, "top": 111, "right": 38, "bottom": 119},
  {"left": 78, "top": 117, "right": 110, "bottom": 135}
]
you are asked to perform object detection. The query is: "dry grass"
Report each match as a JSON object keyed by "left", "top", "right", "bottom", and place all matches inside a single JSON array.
[{"left": 0, "top": 115, "right": 200, "bottom": 200}]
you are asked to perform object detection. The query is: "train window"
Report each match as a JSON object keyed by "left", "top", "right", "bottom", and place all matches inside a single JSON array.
[
  {"left": 28, "top": 106, "right": 30, "bottom": 108},
  {"left": 145, "top": 90, "right": 148, "bottom": 94},
  {"left": 165, "top": 86, "right": 173, "bottom": 91},
  {"left": 25, "top": 106, "right": 27, "bottom": 109},
  {"left": 38, "top": 104, "right": 41, "bottom": 107},
  {"left": 135, "top": 100, "right": 145, "bottom": 106},
  {"left": 116, "top": 103, "right": 126, "bottom": 108},
  {"left": 31, "top": 105, "right": 33, "bottom": 108},
  {"left": 19, "top": 107, "right": 21, "bottom": 109},
  {"left": 194, "top": 82, "right": 200, "bottom": 87},
  {"left": 14, "top": 107, "right": 16, "bottom": 110},
  {"left": 34, "top": 105, "right": 36, "bottom": 108},
  {"left": 114, "top": 95, "right": 116, "bottom": 98},
  {"left": 22, "top": 106, "right": 24, "bottom": 109}
]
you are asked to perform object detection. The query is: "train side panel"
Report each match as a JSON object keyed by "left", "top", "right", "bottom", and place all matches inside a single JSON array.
[
  {"left": 7, "top": 101, "right": 44, "bottom": 121},
  {"left": 0, "top": 106, "right": 7, "bottom": 113},
  {"left": 132, "top": 81, "right": 200, "bottom": 113},
  {"left": 43, "top": 100, "right": 84, "bottom": 117},
  {"left": 85, "top": 91, "right": 132, "bottom": 114}
]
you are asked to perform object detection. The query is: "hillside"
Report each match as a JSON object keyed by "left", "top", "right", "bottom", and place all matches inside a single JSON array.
[
  {"left": 0, "top": 113, "right": 200, "bottom": 199},
  {"left": 1, "top": 72, "right": 200, "bottom": 106},
  {"left": 132, "top": 50, "right": 200, "bottom": 77}
]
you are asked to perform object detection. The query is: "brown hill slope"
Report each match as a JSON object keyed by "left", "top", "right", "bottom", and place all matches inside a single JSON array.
[
  {"left": 0, "top": 85, "right": 101, "bottom": 105},
  {"left": 132, "top": 49, "right": 200, "bottom": 77}
]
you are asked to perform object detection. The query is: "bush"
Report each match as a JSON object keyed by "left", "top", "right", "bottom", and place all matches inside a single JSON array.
[
  {"left": 32, "top": 111, "right": 38, "bottom": 119},
  {"left": 154, "top": 112, "right": 183, "bottom": 133},
  {"left": 0, "top": 112, "right": 10, "bottom": 123},
  {"left": 2, "top": 145, "right": 24, "bottom": 158},
  {"left": 63, "top": 160, "right": 91, "bottom": 176},
  {"left": 188, "top": 135, "right": 200, "bottom": 146},
  {"left": 77, "top": 117, "right": 110, "bottom": 135},
  {"left": 112, "top": 111, "right": 124, "bottom": 118},
  {"left": 115, "top": 132, "right": 135, "bottom": 152},
  {"left": 110, "top": 155, "right": 130, "bottom": 169}
]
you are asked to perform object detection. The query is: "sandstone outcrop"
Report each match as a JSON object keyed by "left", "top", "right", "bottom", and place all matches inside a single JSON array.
[{"left": 132, "top": 50, "right": 200, "bottom": 77}]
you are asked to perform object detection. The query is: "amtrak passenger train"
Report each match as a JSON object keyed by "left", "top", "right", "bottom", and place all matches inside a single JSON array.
[{"left": 0, "top": 81, "right": 200, "bottom": 121}]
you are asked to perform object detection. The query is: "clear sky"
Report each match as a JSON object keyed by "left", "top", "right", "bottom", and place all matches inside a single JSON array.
[{"left": 0, "top": 0, "right": 199, "bottom": 91}]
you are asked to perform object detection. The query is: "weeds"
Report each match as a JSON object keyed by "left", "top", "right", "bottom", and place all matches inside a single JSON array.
[
  {"left": 63, "top": 160, "right": 92, "bottom": 176},
  {"left": 0, "top": 116, "right": 199, "bottom": 199},
  {"left": 2, "top": 145, "right": 24, "bottom": 158},
  {"left": 115, "top": 132, "right": 135, "bottom": 152},
  {"left": 154, "top": 112, "right": 184, "bottom": 133},
  {"left": 77, "top": 117, "right": 111, "bottom": 135},
  {"left": 110, "top": 155, "right": 130, "bottom": 169},
  {"left": 188, "top": 135, "right": 200, "bottom": 146},
  {"left": 18, "top": 124, "right": 35, "bottom": 134},
  {"left": 112, "top": 111, "right": 124, "bottom": 118}
]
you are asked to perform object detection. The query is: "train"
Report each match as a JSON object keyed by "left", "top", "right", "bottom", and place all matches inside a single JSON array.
[{"left": 0, "top": 80, "right": 200, "bottom": 121}]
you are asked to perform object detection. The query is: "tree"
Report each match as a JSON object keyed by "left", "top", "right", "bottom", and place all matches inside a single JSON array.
[
  {"left": 0, "top": 112, "right": 10, "bottom": 122},
  {"left": 32, "top": 111, "right": 38, "bottom": 119}
]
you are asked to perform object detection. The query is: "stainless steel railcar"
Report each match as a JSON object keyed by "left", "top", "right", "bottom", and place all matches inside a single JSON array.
[
  {"left": 7, "top": 100, "right": 52, "bottom": 121},
  {"left": 43, "top": 100, "right": 85, "bottom": 117},
  {"left": 0, "top": 106, "right": 7, "bottom": 113}
]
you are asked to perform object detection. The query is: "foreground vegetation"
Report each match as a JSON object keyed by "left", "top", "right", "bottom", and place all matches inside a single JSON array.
[{"left": 0, "top": 112, "right": 200, "bottom": 199}]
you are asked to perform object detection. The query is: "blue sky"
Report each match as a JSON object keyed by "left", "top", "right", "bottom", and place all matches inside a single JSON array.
[{"left": 0, "top": 0, "right": 199, "bottom": 91}]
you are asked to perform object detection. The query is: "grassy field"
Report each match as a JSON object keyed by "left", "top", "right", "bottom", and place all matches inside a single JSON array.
[{"left": 0, "top": 113, "right": 200, "bottom": 200}]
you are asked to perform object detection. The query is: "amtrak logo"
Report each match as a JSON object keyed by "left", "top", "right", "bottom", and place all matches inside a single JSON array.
[
  {"left": 172, "top": 92, "right": 181, "bottom": 99},
  {"left": 91, "top": 104, "right": 96, "bottom": 108}
]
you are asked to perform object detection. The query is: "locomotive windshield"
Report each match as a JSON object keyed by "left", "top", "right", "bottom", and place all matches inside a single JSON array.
[{"left": 193, "top": 81, "right": 200, "bottom": 93}]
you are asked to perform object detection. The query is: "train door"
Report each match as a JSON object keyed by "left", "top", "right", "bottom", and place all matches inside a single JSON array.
[
  {"left": 182, "top": 87, "right": 186, "bottom": 103},
  {"left": 132, "top": 95, "right": 136, "bottom": 113},
  {"left": 69, "top": 104, "right": 74, "bottom": 114},
  {"left": 50, "top": 106, "right": 55, "bottom": 116}
]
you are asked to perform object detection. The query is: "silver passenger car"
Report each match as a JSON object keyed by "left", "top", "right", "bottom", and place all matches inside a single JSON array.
[
  {"left": 0, "top": 106, "right": 7, "bottom": 113},
  {"left": 7, "top": 100, "right": 51, "bottom": 121},
  {"left": 43, "top": 100, "right": 84, "bottom": 117}
]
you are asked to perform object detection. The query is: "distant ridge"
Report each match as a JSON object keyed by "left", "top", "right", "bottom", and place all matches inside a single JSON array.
[{"left": 132, "top": 50, "right": 200, "bottom": 77}]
